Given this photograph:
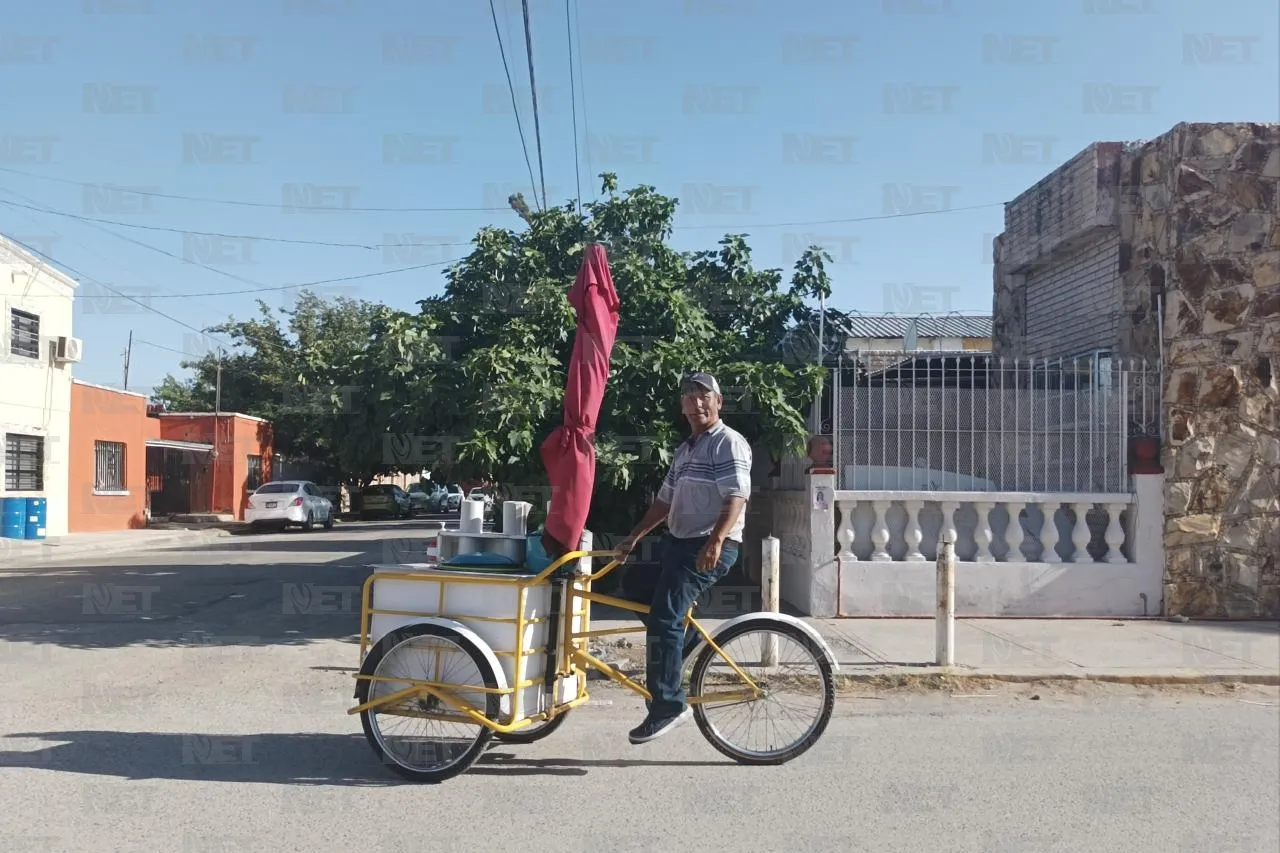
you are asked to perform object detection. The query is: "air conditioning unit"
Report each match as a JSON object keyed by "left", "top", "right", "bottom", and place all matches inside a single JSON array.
[{"left": 54, "top": 336, "right": 83, "bottom": 363}]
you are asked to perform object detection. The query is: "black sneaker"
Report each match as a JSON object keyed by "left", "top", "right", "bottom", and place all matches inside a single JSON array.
[{"left": 628, "top": 706, "right": 692, "bottom": 744}]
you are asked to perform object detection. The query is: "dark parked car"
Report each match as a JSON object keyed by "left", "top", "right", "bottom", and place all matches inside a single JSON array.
[{"left": 361, "top": 484, "right": 412, "bottom": 519}]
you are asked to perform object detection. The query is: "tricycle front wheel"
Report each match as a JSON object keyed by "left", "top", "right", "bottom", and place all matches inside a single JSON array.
[
  {"left": 689, "top": 618, "right": 835, "bottom": 766},
  {"left": 356, "top": 623, "right": 500, "bottom": 783}
]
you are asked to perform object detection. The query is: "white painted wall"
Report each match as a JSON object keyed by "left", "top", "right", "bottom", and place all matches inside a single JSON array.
[
  {"left": 0, "top": 236, "right": 78, "bottom": 538},
  {"left": 844, "top": 336, "right": 969, "bottom": 352}
]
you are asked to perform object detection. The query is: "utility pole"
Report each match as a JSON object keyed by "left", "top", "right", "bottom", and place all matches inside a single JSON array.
[
  {"left": 214, "top": 348, "right": 223, "bottom": 415},
  {"left": 122, "top": 330, "right": 133, "bottom": 390},
  {"left": 811, "top": 292, "right": 826, "bottom": 434},
  {"left": 213, "top": 347, "right": 223, "bottom": 515}
]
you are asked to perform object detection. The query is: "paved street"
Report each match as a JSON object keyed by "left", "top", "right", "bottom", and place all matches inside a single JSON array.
[{"left": 1, "top": 522, "right": 1278, "bottom": 853}]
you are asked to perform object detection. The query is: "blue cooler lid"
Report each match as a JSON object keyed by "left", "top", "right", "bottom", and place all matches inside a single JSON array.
[{"left": 442, "top": 551, "right": 519, "bottom": 570}]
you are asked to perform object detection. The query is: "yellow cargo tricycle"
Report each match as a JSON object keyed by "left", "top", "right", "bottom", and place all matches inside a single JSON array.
[{"left": 348, "top": 534, "right": 839, "bottom": 783}]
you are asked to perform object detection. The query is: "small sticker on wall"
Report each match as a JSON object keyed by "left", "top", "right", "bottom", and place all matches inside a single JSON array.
[{"left": 813, "top": 487, "right": 830, "bottom": 511}]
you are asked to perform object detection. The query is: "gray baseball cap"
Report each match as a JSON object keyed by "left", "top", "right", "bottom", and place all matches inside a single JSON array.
[{"left": 681, "top": 372, "right": 721, "bottom": 395}]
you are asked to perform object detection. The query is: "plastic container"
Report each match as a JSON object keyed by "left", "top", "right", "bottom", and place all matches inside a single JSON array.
[
  {"left": 436, "top": 530, "right": 527, "bottom": 564},
  {"left": 367, "top": 564, "right": 587, "bottom": 721},
  {"left": 1, "top": 497, "right": 25, "bottom": 539},
  {"left": 24, "top": 497, "right": 47, "bottom": 541}
]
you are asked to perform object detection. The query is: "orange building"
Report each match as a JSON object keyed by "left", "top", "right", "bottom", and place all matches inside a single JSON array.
[
  {"left": 68, "top": 381, "right": 274, "bottom": 531},
  {"left": 151, "top": 412, "right": 274, "bottom": 521},
  {"left": 68, "top": 381, "right": 157, "bottom": 532}
]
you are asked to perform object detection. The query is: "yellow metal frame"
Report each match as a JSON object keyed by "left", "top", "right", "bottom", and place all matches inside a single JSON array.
[{"left": 347, "top": 549, "right": 764, "bottom": 734}]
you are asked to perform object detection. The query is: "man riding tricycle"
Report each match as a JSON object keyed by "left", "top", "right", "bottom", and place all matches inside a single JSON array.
[{"left": 347, "top": 246, "right": 838, "bottom": 783}]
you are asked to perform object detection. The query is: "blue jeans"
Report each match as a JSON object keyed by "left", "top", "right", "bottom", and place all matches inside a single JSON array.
[{"left": 644, "top": 535, "right": 738, "bottom": 719}]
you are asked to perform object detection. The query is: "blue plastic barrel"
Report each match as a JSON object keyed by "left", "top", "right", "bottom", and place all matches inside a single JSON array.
[
  {"left": 24, "top": 498, "right": 47, "bottom": 541},
  {"left": 1, "top": 497, "right": 25, "bottom": 539}
]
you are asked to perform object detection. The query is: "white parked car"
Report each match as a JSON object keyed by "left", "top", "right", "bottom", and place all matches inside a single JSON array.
[{"left": 246, "top": 480, "right": 335, "bottom": 532}]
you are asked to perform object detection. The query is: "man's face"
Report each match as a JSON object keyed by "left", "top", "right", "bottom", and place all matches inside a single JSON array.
[{"left": 681, "top": 385, "right": 721, "bottom": 429}]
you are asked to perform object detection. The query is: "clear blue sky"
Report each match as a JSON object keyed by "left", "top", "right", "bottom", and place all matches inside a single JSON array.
[{"left": 2, "top": 0, "right": 1275, "bottom": 392}]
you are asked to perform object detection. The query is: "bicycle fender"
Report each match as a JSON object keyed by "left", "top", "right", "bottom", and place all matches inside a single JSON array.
[
  {"left": 684, "top": 612, "right": 841, "bottom": 672},
  {"left": 363, "top": 617, "right": 513, "bottom": 718}
]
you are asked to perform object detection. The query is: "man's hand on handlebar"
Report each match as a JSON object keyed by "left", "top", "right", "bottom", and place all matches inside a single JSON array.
[{"left": 615, "top": 535, "right": 639, "bottom": 561}]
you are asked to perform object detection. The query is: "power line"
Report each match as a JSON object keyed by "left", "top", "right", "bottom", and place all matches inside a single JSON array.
[
  {"left": 14, "top": 255, "right": 462, "bottom": 300},
  {"left": 5, "top": 234, "right": 227, "bottom": 341},
  {"left": 0, "top": 166, "right": 1005, "bottom": 235},
  {"left": 520, "top": 0, "right": 548, "bottom": 212},
  {"left": 139, "top": 258, "right": 462, "bottom": 298},
  {"left": 670, "top": 202, "right": 1006, "bottom": 231},
  {"left": 565, "top": 0, "right": 582, "bottom": 216},
  {"left": 0, "top": 165, "right": 507, "bottom": 212},
  {"left": 3, "top": 187, "right": 463, "bottom": 301},
  {"left": 6, "top": 233, "right": 461, "bottom": 385},
  {"left": 489, "top": 0, "right": 543, "bottom": 213},
  {"left": 572, "top": 0, "right": 592, "bottom": 201},
  {"left": 134, "top": 339, "right": 189, "bottom": 357},
  {"left": 0, "top": 196, "right": 476, "bottom": 250}
]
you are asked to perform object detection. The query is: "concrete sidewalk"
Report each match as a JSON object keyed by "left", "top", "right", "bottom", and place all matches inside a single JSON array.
[
  {"left": 0, "top": 527, "right": 234, "bottom": 566},
  {"left": 588, "top": 613, "right": 1280, "bottom": 685}
]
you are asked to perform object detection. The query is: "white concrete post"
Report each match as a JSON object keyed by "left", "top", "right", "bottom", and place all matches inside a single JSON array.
[
  {"left": 1131, "top": 472, "right": 1166, "bottom": 616},
  {"left": 807, "top": 471, "right": 838, "bottom": 617},
  {"left": 460, "top": 499, "right": 484, "bottom": 533},
  {"left": 936, "top": 531, "right": 956, "bottom": 666},
  {"left": 762, "top": 535, "right": 780, "bottom": 666},
  {"left": 576, "top": 529, "right": 593, "bottom": 576}
]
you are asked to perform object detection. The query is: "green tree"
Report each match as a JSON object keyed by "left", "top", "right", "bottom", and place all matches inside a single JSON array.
[
  {"left": 152, "top": 292, "right": 442, "bottom": 491},
  {"left": 153, "top": 175, "right": 830, "bottom": 540},
  {"left": 419, "top": 173, "right": 829, "bottom": 538}
]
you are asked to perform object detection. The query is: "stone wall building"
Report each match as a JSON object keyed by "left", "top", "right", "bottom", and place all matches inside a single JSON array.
[{"left": 992, "top": 121, "right": 1279, "bottom": 619}]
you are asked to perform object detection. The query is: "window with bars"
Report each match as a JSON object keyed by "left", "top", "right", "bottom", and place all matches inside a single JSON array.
[
  {"left": 4, "top": 434, "right": 43, "bottom": 491},
  {"left": 94, "top": 441, "right": 127, "bottom": 492},
  {"left": 9, "top": 309, "right": 40, "bottom": 359},
  {"left": 246, "top": 455, "right": 263, "bottom": 491}
]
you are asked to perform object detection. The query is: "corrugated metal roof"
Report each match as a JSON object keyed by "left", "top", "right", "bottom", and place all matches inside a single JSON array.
[{"left": 829, "top": 313, "right": 992, "bottom": 340}]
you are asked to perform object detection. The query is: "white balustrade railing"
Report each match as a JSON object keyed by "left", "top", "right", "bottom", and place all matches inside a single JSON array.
[{"left": 832, "top": 491, "right": 1135, "bottom": 565}]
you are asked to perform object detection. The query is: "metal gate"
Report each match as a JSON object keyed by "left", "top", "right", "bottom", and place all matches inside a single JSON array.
[{"left": 831, "top": 350, "right": 1161, "bottom": 494}]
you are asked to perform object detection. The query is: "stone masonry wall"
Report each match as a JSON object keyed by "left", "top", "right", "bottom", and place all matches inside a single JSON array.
[
  {"left": 995, "top": 122, "right": 1279, "bottom": 618},
  {"left": 1129, "top": 122, "right": 1280, "bottom": 618}
]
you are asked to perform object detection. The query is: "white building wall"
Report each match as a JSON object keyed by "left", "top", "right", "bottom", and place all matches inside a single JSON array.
[{"left": 0, "top": 236, "right": 78, "bottom": 538}]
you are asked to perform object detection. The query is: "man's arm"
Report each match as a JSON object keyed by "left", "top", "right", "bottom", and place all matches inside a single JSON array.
[
  {"left": 623, "top": 499, "right": 671, "bottom": 544},
  {"left": 696, "top": 433, "right": 753, "bottom": 570},
  {"left": 617, "top": 458, "right": 677, "bottom": 554},
  {"left": 706, "top": 495, "right": 747, "bottom": 545}
]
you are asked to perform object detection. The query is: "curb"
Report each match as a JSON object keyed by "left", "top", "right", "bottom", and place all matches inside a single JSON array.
[
  {"left": 830, "top": 672, "right": 1280, "bottom": 689},
  {"left": 0, "top": 528, "right": 233, "bottom": 566}
]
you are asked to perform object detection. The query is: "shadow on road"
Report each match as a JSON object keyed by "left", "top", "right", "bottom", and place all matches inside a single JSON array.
[
  {"left": 0, "top": 731, "right": 398, "bottom": 786},
  {"left": 0, "top": 555, "right": 379, "bottom": 650},
  {"left": 0, "top": 732, "right": 732, "bottom": 784},
  {"left": 473, "top": 751, "right": 727, "bottom": 776}
]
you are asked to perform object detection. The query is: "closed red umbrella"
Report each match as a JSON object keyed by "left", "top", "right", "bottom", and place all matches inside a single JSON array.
[{"left": 539, "top": 243, "right": 620, "bottom": 558}]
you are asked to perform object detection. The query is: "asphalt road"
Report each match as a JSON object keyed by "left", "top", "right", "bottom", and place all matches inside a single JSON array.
[{"left": 1, "top": 521, "right": 1278, "bottom": 853}]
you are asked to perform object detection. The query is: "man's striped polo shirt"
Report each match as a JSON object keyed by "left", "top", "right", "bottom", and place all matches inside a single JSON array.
[{"left": 656, "top": 419, "right": 753, "bottom": 542}]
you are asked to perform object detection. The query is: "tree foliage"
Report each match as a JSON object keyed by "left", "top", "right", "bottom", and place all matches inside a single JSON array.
[{"left": 154, "top": 175, "right": 830, "bottom": 534}]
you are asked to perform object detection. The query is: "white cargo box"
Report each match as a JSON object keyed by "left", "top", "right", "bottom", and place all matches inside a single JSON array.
[{"left": 366, "top": 564, "right": 588, "bottom": 721}]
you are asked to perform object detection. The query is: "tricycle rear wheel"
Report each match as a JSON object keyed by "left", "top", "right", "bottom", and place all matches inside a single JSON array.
[
  {"left": 356, "top": 623, "right": 500, "bottom": 783},
  {"left": 493, "top": 711, "right": 570, "bottom": 744}
]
